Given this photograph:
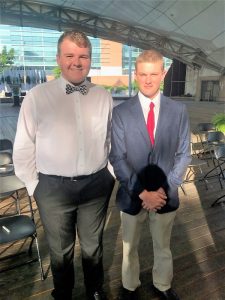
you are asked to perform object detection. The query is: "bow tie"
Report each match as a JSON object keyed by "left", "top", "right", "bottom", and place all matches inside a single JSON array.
[{"left": 66, "top": 83, "right": 88, "bottom": 95}]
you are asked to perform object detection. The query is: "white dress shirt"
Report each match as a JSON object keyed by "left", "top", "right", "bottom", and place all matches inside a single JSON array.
[
  {"left": 13, "top": 76, "right": 113, "bottom": 195},
  {"left": 138, "top": 90, "right": 161, "bottom": 137}
]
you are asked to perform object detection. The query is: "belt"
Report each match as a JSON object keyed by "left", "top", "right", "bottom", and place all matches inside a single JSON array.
[{"left": 40, "top": 167, "right": 106, "bottom": 182}]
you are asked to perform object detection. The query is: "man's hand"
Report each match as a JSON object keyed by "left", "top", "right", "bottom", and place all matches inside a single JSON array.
[{"left": 139, "top": 187, "right": 167, "bottom": 211}]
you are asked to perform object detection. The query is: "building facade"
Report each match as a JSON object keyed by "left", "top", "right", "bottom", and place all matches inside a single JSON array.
[{"left": 0, "top": 25, "right": 172, "bottom": 93}]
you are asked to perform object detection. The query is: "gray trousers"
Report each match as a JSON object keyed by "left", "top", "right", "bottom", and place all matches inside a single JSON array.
[{"left": 34, "top": 168, "right": 115, "bottom": 296}]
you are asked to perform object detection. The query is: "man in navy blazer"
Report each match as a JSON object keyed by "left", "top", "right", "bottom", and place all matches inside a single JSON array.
[{"left": 110, "top": 49, "right": 191, "bottom": 300}]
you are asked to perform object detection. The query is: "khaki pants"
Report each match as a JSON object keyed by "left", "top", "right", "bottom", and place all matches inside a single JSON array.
[{"left": 121, "top": 209, "right": 176, "bottom": 291}]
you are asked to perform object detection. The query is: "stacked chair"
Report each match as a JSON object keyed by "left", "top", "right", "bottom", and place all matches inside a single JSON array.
[
  {"left": 192, "top": 122, "right": 216, "bottom": 165},
  {"left": 182, "top": 141, "right": 208, "bottom": 193},
  {"left": 183, "top": 123, "right": 225, "bottom": 193},
  {"left": 209, "top": 144, "right": 225, "bottom": 207},
  {"left": 0, "top": 139, "right": 13, "bottom": 155},
  {"left": 200, "top": 131, "right": 225, "bottom": 190},
  {"left": 0, "top": 139, "right": 44, "bottom": 280},
  {"left": 0, "top": 152, "right": 19, "bottom": 214},
  {"left": 205, "top": 131, "right": 225, "bottom": 163}
]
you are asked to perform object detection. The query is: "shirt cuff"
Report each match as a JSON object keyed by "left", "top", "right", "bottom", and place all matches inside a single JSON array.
[
  {"left": 107, "top": 161, "right": 116, "bottom": 178},
  {"left": 26, "top": 179, "right": 39, "bottom": 196}
]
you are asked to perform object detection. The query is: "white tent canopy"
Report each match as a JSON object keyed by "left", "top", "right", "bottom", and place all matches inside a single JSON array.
[{"left": 1, "top": 0, "right": 225, "bottom": 74}]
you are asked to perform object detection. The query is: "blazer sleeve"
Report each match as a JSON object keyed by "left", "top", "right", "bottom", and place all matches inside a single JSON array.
[
  {"left": 167, "top": 104, "right": 192, "bottom": 189},
  {"left": 109, "top": 107, "right": 144, "bottom": 196}
]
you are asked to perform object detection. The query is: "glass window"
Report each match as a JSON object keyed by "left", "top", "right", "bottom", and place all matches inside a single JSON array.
[{"left": 122, "top": 45, "right": 143, "bottom": 74}]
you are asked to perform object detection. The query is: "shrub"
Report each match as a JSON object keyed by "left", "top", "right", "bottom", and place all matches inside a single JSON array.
[
  {"left": 212, "top": 113, "right": 225, "bottom": 132},
  {"left": 53, "top": 66, "right": 61, "bottom": 79}
]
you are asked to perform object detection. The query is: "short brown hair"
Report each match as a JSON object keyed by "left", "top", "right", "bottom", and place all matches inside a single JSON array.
[
  {"left": 57, "top": 30, "right": 92, "bottom": 56},
  {"left": 135, "top": 49, "right": 164, "bottom": 70}
]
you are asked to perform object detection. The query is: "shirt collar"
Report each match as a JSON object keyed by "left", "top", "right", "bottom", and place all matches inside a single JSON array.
[{"left": 138, "top": 90, "right": 161, "bottom": 109}]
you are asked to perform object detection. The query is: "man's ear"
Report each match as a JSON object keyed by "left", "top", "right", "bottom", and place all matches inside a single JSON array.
[{"left": 56, "top": 54, "right": 60, "bottom": 66}]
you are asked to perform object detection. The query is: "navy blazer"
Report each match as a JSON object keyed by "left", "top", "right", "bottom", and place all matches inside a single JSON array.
[{"left": 109, "top": 94, "right": 191, "bottom": 215}]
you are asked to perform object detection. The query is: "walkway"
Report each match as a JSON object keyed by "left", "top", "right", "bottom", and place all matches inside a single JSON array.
[{"left": 1, "top": 100, "right": 225, "bottom": 299}]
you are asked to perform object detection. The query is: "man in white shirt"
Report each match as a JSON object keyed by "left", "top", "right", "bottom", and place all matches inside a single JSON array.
[
  {"left": 13, "top": 30, "right": 115, "bottom": 300},
  {"left": 110, "top": 50, "right": 191, "bottom": 300}
]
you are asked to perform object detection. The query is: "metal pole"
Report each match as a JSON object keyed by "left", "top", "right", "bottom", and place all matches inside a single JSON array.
[
  {"left": 170, "top": 60, "right": 173, "bottom": 97},
  {"left": 128, "top": 45, "right": 132, "bottom": 97}
]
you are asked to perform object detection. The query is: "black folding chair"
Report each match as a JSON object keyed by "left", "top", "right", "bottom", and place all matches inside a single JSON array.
[
  {"left": 195, "top": 122, "right": 215, "bottom": 133},
  {"left": 0, "top": 139, "right": 13, "bottom": 155},
  {"left": 0, "top": 152, "right": 20, "bottom": 215},
  {"left": 0, "top": 175, "right": 45, "bottom": 280},
  {"left": 210, "top": 145, "right": 225, "bottom": 207},
  {"left": 192, "top": 124, "right": 216, "bottom": 166},
  {"left": 0, "top": 152, "right": 14, "bottom": 176},
  {"left": 182, "top": 154, "right": 208, "bottom": 194}
]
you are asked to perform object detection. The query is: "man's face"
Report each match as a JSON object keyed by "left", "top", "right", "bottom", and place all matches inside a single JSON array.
[
  {"left": 135, "top": 61, "right": 166, "bottom": 99},
  {"left": 56, "top": 38, "right": 91, "bottom": 84}
]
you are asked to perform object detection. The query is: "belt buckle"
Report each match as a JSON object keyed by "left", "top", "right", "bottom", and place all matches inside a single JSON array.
[{"left": 70, "top": 177, "right": 77, "bottom": 181}]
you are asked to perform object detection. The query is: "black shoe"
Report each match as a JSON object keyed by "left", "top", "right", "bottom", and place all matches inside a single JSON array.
[
  {"left": 117, "top": 287, "right": 139, "bottom": 300},
  {"left": 51, "top": 289, "right": 72, "bottom": 300},
  {"left": 87, "top": 289, "right": 108, "bottom": 300},
  {"left": 152, "top": 285, "right": 180, "bottom": 300}
]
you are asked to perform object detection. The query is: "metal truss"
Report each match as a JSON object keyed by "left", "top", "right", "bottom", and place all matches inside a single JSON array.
[{"left": 1, "top": 0, "right": 224, "bottom": 74}]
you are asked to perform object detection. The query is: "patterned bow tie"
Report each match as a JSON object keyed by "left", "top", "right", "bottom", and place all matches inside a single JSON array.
[{"left": 66, "top": 83, "right": 88, "bottom": 95}]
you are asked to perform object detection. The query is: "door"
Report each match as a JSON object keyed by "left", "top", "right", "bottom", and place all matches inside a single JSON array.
[{"left": 201, "top": 80, "right": 219, "bottom": 101}]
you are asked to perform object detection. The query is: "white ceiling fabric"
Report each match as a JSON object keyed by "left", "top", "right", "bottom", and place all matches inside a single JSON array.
[{"left": 1, "top": 0, "right": 225, "bottom": 73}]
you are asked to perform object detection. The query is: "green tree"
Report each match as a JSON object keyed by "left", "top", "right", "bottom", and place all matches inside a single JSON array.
[
  {"left": 132, "top": 80, "right": 139, "bottom": 92},
  {"left": 0, "top": 46, "right": 15, "bottom": 73},
  {"left": 52, "top": 66, "right": 61, "bottom": 79}
]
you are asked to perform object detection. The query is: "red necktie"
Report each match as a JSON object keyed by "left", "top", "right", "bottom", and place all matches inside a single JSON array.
[{"left": 147, "top": 102, "right": 155, "bottom": 145}]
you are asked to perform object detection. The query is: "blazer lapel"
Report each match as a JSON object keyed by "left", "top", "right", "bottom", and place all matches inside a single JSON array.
[
  {"left": 129, "top": 95, "right": 151, "bottom": 148},
  {"left": 154, "top": 95, "right": 169, "bottom": 146}
]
